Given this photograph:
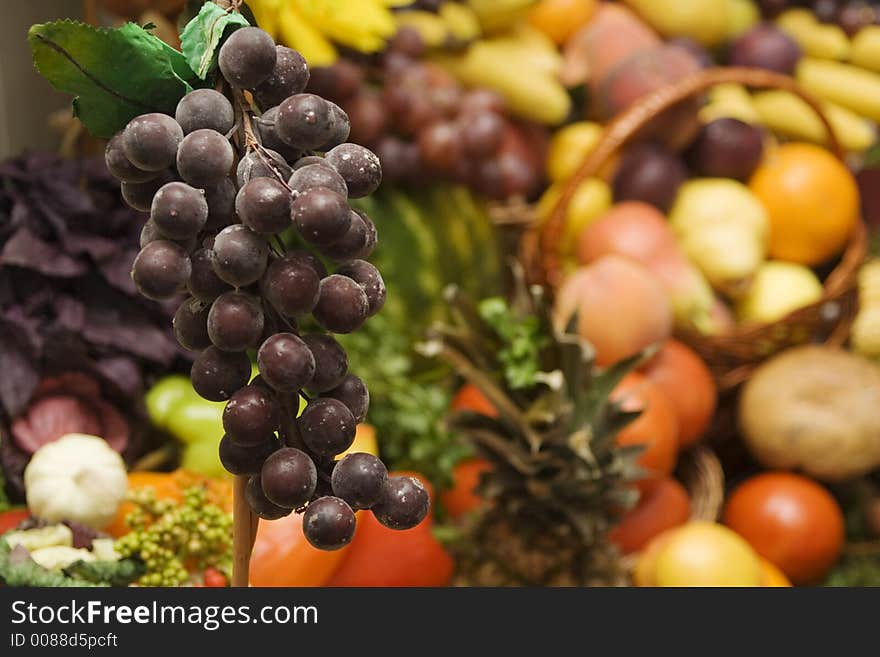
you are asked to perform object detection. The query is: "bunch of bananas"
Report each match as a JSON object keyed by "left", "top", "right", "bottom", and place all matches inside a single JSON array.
[
  {"left": 247, "top": 0, "right": 410, "bottom": 66},
  {"left": 393, "top": 2, "right": 482, "bottom": 49},
  {"left": 775, "top": 9, "right": 880, "bottom": 128},
  {"left": 432, "top": 21, "right": 570, "bottom": 125},
  {"left": 395, "top": 0, "right": 569, "bottom": 124}
]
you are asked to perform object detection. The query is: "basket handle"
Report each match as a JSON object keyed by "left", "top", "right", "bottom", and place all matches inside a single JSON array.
[{"left": 539, "top": 67, "right": 844, "bottom": 288}]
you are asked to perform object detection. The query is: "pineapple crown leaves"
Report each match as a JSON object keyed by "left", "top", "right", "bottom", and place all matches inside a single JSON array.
[
  {"left": 419, "top": 268, "right": 652, "bottom": 544},
  {"left": 28, "top": 2, "right": 252, "bottom": 138}
]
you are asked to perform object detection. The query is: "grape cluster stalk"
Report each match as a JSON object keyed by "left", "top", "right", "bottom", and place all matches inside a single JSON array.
[{"left": 106, "top": 24, "right": 430, "bottom": 571}]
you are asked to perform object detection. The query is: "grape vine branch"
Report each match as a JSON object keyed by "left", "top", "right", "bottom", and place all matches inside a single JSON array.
[{"left": 213, "top": 0, "right": 258, "bottom": 589}]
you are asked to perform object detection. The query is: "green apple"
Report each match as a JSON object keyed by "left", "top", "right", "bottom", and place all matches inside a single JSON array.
[
  {"left": 144, "top": 376, "right": 199, "bottom": 429},
  {"left": 180, "top": 439, "right": 227, "bottom": 479},
  {"left": 165, "top": 398, "right": 225, "bottom": 446}
]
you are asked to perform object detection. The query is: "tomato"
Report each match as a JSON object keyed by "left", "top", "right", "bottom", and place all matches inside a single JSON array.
[
  {"left": 202, "top": 567, "right": 228, "bottom": 587},
  {"left": 441, "top": 458, "right": 491, "bottom": 521},
  {"left": 451, "top": 383, "right": 498, "bottom": 419},
  {"left": 641, "top": 340, "right": 717, "bottom": 448},
  {"left": 0, "top": 508, "right": 30, "bottom": 534},
  {"left": 723, "top": 472, "right": 845, "bottom": 584},
  {"left": 327, "top": 471, "right": 453, "bottom": 587},
  {"left": 611, "top": 373, "right": 680, "bottom": 490},
  {"left": 609, "top": 477, "right": 690, "bottom": 554},
  {"left": 250, "top": 511, "right": 349, "bottom": 587}
]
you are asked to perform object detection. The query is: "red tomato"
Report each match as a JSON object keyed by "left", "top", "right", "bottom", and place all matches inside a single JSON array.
[
  {"left": 609, "top": 477, "right": 690, "bottom": 554},
  {"left": 250, "top": 512, "right": 349, "bottom": 587},
  {"left": 451, "top": 383, "right": 499, "bottom": 419},
  {"left": 723, "top": 472, "right": 845, "bottom": 585},
  {"left": 0, "top": 508, "right": 29, "bottom": 534},
  {"left": 327, "top": 471, "right": 454, "bottom": 587},
  {"left": 202, "top": 567, "right": 228, "bottom": 587},
  {"left": 441, "top": 458, "right": 491, "bottom": 521}
]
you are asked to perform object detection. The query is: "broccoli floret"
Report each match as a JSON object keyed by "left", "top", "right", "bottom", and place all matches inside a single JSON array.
[
  {"left": 0, "top": 538, "right": 99, "bottom": 587},
  {"left": 63, "top": 559, "right": 144, "bottom": 587}
]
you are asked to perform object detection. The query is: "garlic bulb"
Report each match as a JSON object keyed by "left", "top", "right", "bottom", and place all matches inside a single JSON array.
[{"left": 24, "top": 433, "right": 128, "bottom": 529}]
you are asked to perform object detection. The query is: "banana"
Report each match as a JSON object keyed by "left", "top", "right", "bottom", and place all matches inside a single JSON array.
[
  {"left": 438, "top": 2, "right": 482, "bottom": 44},
  {"left": 777, "top": 9, "right": 850, "bottom": 60},
  {"left": 433, "top": 37, "right": 570, "bottom": 124},
  {"left": 395, "top": 10, "right": 449, "bottom": 48},
  {"left": 246, "top": 0, "right": 284, "bottom": 40},
  {"left": 851, "top": 26, "right": 880, "bottom": 73},
  {"left": 467, "top": 0, "right": 538, "bottom": 35},
  {"left": 295, "top": 0, "right": 396, "bottom": 53},
  {"left": 725, "top": 0, "right": 760, "bottom": 39},
  {"left": 797, "top": 57, "right": 880, "bottom": 122},
  {"left": 278, "top": 2, "right": 338, "bottom": 67},
  {"left": 699, "top": 83, "right": 762, "bottom": 124},
  {"left": 751, "top": 90, "right": 875, "bottom": 153}
]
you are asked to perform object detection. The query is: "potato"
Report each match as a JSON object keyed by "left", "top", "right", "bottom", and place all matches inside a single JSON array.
[{"left": 739, "top": 346, "right": 880, "bottom": 481}]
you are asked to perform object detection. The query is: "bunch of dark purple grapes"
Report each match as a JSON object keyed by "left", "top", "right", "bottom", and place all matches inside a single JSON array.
[
  {"left": 104, "top": 26, "right": 429, "bottom": 551},
  {"left": 306, "top": 33, "right": 545, "bottom": 201}
]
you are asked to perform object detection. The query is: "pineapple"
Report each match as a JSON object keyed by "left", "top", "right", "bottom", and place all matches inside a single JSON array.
[{"left": 420, "top": 273, "right": 648, "bottom": 586}]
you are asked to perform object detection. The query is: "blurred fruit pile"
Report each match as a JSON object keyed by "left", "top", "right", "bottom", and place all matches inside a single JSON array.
[{"left": 5, "top": 0, "right": 880, "bottom": 589}]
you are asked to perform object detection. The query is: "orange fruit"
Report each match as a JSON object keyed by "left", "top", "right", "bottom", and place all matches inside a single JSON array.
[
  {"left": 611, "top": 372, "right": 680, "bottom": 491},
  {"left": 749, "top": 142, "right": 859, "bottom": 266},
  {"left": 528, "top": 0, "right": 598, "bottom": 45},
  {"left": 641, "top": 340, "right": 717, "bottom": 448}
]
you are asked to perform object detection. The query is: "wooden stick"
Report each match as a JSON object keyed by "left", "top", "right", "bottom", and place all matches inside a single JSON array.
[{"left": 232, "top": 475, "right": 259, "bottom": 587}]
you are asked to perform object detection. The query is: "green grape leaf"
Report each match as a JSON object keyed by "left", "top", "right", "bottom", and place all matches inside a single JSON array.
[
  {"left": 28, "top": 20, "right": 196, "bottom": 138},
  {"left": 180, "top": 2, "right": 249, "bottom": 79}
]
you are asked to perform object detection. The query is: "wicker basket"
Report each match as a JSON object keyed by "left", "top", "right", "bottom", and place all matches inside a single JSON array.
[
  {"left": 678, "top": 445, "right": 724, "bottom": 521},
  {"left": 525, "top": 67, "right": 869, "bottom": 391}
]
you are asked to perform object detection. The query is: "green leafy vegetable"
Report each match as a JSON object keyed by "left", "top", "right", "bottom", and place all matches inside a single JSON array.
[
  {"left": 0, "top": 538, "right": 100, "bottom": 587},
  {"left": 64, "top": 558, "right": 144, "bottom": 587},
  {"left": 28, "top": 20, "right": 197, "bottom": 137},
  {"left": 478, "top": 297, "right": 549, "bottom": 390},
  {"left": 180, "top": 2, "right": 249, "bottom": 79},
  {"left": 825, "top": 552, "right": 880, "bottom": 587},
  {"left": 339, "top": 314, "right": 470, "bottom": 489}
]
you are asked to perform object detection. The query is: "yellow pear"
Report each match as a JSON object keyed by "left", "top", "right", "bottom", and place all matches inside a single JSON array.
[
  {"left": 669, "top": 179, "right": 769, "bottom": 297},
  {"left": 736, "top": 261, "right": 823, "bottom": 324}
]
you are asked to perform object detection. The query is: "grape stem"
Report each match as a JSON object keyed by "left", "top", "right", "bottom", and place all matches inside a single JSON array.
[
  {"left": 231, "top": 475, "right": 259, "bottom": 587},
  {"left": 232, "top": 87, "right": 296, "bottom": 193}
]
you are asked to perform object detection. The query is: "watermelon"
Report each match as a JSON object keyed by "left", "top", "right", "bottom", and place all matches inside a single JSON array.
[{"left": 352, "top": 184, "right": 502, "bottom": 334}]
